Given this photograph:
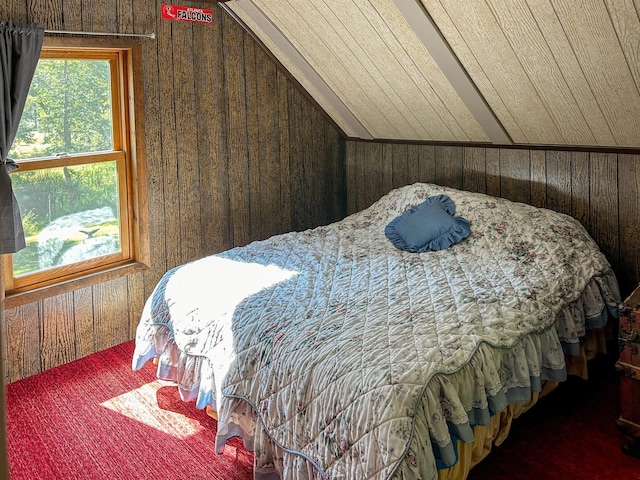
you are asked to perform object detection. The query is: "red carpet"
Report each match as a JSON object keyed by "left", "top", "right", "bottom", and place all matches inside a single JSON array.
[
  {"left": 7, "top": 341, "right": 252, "bottom": 480},
  {"left": 6, "top": 341, "right": 640, "bottom": 479}
]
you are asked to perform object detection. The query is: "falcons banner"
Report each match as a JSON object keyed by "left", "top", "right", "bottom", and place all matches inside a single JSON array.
[{"left": 161, "top": 4, "right": 214, "bottom": 24}]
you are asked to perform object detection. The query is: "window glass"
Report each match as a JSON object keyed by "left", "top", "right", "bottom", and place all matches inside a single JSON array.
[
  {"left": 10, "top": 59, "right": 114, "bottom": 159},
  {"left": 8, "top": 55, "right": 121, "bottom": 281},
  {"left": 10, "top": 162, "right": 121, "bottom": 277}
]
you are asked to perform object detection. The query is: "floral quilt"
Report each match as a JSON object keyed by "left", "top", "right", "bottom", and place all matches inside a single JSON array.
[{"left": 132, "top": 183, "right": 620, "bottom": 480}]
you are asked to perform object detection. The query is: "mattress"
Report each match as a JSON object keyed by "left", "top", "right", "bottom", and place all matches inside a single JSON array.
[{"left": 132, "top": 182, "right": 620, "bottom": 480}]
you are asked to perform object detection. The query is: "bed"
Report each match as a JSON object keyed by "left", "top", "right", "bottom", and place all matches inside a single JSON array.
[{"left": 132, "top": 182, "right": 620, "bottom": 480}]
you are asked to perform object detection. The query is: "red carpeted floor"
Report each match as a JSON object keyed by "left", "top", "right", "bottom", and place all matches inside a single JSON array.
[
  {"left": 6, "top": 341, "right": 640, "bottom": 480},
  {"left": 7, "top": 341, "right": 253, "bottom": 480}
]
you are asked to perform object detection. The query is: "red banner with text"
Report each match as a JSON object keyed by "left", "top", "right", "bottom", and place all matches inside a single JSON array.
[{"left": 161, "top": 4, "right": 213, "bottom": 24}]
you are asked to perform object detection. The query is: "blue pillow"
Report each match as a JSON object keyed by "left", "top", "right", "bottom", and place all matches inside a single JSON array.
[{"left": 385, "top": 194, "right": 471, "bottom": 252}]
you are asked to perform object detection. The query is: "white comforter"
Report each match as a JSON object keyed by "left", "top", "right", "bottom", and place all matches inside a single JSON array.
[{"left": 133, "top": 183, "right": 620, "bottom": 480}]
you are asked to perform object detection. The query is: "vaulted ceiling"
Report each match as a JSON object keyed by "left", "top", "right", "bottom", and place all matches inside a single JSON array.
[{"left": 222, "top": 0, "right": 640, "bottom": 148}]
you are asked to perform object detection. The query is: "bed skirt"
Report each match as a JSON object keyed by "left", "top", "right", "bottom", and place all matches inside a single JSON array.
[{"left": 437, "top": 326, "right": 611, "bottom": 480}]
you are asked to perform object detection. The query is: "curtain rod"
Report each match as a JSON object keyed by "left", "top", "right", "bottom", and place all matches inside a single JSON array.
[{"left": 44, "top": 29, "right": 156, "bottom": 39}]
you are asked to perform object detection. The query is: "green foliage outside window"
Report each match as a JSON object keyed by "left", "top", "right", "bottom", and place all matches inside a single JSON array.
[
  {"left": 8, "top": 58, "right": 121, "bottom": 276},
  {"left": 11, "top": 163, "right": 118, "bottom": 234},
  {"left": 10, "top": 57, "right": 118, "bottom": 232},
  {"left": 11, "top": 58, "right": 113, "bottom": 159}
]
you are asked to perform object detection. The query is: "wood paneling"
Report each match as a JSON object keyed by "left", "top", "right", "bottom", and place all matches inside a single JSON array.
[
  {"left": 3, "top": 302, "right": 40, "bottom": 381},
  {"left": 226, "top": 0, "right": 489, "bottom": 142},
  {"left": 346, "top": 140, "right": 640, "bottom": 295},
  {"left": 41, "top": 294, "right": 75, "bottom": 372},
  {"left": 0, "top": 259, "right": 7, "bottom": 480},
  {"left": 423, "top": 0, "right": 640, "bottom": 147},
  {"left": 0, "top": 0, "right": 346, "bottom": 383},
  {"left": 619, "top": 154, "right": 640, "bottom": 290},
  {"left": 226, "top": 0, "right": 640, "bottom": 147}
]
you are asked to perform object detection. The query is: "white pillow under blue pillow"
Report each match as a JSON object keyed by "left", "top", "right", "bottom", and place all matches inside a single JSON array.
[{"left": 385, "top": 194, "right": 471, "bottom": 252}]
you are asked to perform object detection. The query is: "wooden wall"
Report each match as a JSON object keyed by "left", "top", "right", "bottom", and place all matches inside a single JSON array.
[
  {"left": 0, "top": 265, "right": 8, "bottom": 477},
  {"left": 0, "top": 1, "right": 346, "bottom": 384},
  {"left": 346, "top": 141, "right": 640, "bottom": 297}
]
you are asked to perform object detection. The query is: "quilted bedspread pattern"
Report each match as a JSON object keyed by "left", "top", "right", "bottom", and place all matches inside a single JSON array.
[{"left": 133, "top": 183, "right": 619, "bottom": 480}]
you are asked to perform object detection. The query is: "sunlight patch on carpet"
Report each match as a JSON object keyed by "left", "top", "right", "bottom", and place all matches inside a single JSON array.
[{"left": 100, "top": 379, "right": 205, "bottom": 439}]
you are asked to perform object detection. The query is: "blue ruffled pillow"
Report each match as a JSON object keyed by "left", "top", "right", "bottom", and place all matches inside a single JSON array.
[{"left": 385, "top": 194, "right": 471, "bottom": 252}]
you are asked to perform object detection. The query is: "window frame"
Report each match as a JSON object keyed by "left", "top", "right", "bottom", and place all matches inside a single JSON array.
[{"left": 3, "top": 36, "right": 149, "bottom": 309}]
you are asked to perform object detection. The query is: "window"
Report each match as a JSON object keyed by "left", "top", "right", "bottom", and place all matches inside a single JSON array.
[{"left": 3, "top": 37, "right": 149, "bottom": 307}]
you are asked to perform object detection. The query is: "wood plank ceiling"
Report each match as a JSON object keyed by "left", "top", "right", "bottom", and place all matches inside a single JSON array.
[{"left": 223, "top": 0, "right": 640, "bottom": 148}]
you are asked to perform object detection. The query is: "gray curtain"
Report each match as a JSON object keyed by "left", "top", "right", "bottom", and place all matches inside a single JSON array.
[{"left": 0, "top": 21, "right": 44, "bottom": 254}]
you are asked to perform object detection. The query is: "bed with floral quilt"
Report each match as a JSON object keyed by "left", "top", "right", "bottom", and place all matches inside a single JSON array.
[{"left": 132, "top": 182, "right": 620, "bottom": 480}]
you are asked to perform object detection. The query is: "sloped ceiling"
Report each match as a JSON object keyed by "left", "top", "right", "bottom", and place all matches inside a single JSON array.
[{"left": 222, "top": 0, "right": 640, "bottom": 148}]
